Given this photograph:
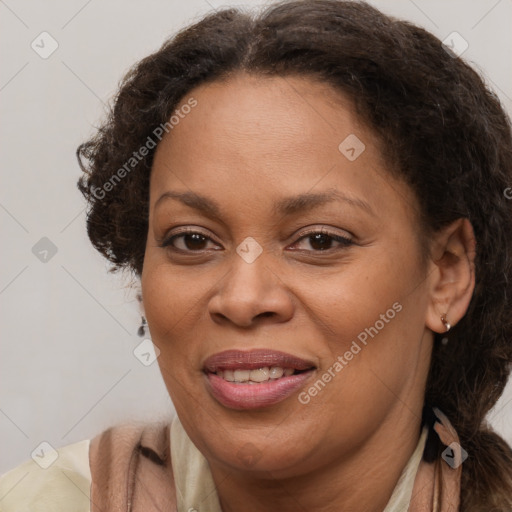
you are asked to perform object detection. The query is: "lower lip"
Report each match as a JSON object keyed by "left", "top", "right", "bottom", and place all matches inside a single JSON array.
[{"left": 205, "top": 371, "right": 315, "bottom": 410}]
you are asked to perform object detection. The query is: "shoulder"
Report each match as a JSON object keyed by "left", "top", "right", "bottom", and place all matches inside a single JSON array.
[
  {"left": 0, "top": 439, "right": 91, "bottom": 511},
  {"left": 89, "top": 421, "right": 177, "bottom": 511},
  {"left": 0, "top": 421, "right": 178, "bottom": 512}
]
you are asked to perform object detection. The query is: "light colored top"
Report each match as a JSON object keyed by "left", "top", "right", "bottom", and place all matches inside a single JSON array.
[
  {"left": 0, "top": 419, "right": 428, "bottom": 511},
  {"left": 0, "top": 439, "right": 91, "bottom": 511},
  {"left": 384, "top": 425, "right": 429, "bottom": 511}
]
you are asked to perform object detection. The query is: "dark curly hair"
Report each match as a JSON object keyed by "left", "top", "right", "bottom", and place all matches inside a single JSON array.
[{"left": 77, "top": 0, "right": 512, "bottom": 508}]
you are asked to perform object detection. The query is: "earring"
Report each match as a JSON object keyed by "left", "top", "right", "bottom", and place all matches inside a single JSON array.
[
  {"left": 137, "top": 315, "right": 147, "bottom": 337},
  {"left": 440, "top": 314, "right": 451, "bottom": 332}
]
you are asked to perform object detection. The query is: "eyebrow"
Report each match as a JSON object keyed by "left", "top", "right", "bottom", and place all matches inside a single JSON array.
[{"left": 154, "top": 189, "right": 375, "bottom": 219}]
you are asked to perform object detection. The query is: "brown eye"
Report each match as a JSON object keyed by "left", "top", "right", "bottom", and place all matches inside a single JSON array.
[
  {"left": 161, "top": 230, "right": 219, "bottom": 252},
  {"left": 291, "top": 229, "right": 353, "bottom": 252}
]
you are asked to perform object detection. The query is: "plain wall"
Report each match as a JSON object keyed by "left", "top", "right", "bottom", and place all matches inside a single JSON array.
[{"left": 1, "top": 0, "right": 511, "bottom": 473}]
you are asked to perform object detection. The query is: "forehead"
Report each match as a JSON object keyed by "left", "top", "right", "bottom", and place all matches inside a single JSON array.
[
  {"left": 156, "top": 72, "right": 369, "bottom": 160},
  {"left": 149, "top": 72, "right": 415, "bottom": 223}
]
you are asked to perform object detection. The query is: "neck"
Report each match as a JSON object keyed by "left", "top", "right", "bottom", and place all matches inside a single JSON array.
[{"left": 208, "top": 413, "right": 423, "bottom": 512}]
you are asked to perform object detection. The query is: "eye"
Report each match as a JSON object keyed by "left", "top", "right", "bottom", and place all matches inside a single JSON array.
[
  {"left": 160, "top": 226, "right": 354, "bottom": 254},
  {"left": 290, "top": 227, "right": 354, "bottom": 252},
  {"left": 160, "top": 228, "right": 220, "bottom": 252}
]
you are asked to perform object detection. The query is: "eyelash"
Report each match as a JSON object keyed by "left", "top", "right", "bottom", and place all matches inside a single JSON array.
[{"left": 159, "top": 227, "right": 354, "bottom": 254}]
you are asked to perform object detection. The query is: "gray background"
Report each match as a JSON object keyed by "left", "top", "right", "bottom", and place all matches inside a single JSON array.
[{"left": 1, "top": 0, "right": 511, "bottom": 473}]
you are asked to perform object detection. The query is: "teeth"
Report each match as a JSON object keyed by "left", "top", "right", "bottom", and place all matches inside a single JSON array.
[
  {"left": 223, "top": 369, "right": 235, "bottom": 382},
  {"left": 250, "top": 367, "right": 270, "bottom": 382},
  {"left": 216, "top": 366, "right": 297, "bottom": 383},
  {"left": 269, "top": 367, "right": 284, "bottom": 379},
  {"left": 234, "top": 369, "right": 251, "bottom": 382}
]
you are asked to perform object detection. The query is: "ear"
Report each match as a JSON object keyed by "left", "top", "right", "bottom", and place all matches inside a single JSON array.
[{"left": 425, "top": 218, "right": 476, "bottom": 334}]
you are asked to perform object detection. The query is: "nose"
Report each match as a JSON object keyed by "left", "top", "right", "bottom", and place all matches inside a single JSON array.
[{"left": 208, "top": 251, "right": 294, "bottom": 328}]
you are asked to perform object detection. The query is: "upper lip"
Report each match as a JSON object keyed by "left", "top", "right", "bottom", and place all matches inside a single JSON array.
[{"left": 203, "top": 349, "right": 316, "bottom": 372}]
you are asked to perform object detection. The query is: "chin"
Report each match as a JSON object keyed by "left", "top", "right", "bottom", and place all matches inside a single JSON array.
[{"left": 201, "top": 426, "right": 316, "bottom": 477}]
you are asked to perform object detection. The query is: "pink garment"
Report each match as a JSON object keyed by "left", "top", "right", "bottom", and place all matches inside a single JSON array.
[{"left": 409, "top": 408, "right": 462, "bottom": 511}]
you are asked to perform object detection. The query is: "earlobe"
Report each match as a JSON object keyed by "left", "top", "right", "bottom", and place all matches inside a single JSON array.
[
  {"left": 425, "top": 218, "right": 476, "bottom": 334},
  {"left": 440, "top": 313, "right": 451, "bottom": 332}
]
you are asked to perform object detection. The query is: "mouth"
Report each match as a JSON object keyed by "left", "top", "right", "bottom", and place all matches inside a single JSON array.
[
  {"left": 203, "top": 349, "right": 316, "bottom": 410},
  {"left": 212, "top": 366, "right": 310, "bottom": 383}
]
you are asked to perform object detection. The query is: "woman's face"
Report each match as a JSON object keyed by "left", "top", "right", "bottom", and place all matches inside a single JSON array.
[{"left": 142, "top": 72, "right": 435, "bottom": 476}]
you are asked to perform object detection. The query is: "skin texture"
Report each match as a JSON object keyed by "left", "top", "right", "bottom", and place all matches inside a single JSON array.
[{"left": 141, "top": 72, "right": 476, "bottom": 512}]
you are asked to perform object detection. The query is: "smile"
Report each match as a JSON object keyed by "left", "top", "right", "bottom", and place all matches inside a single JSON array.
[{"left": 203, "top": 349, "right": 316, "bottom": 409}]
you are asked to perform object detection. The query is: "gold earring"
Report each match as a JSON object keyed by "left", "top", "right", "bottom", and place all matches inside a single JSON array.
[{"left": 440, "top": 314, "right": 451, "bottom": 332}]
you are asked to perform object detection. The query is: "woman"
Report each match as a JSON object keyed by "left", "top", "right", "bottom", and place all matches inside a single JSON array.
[{"left": 1, "top": 0, "right": 511, "bottom": 510}]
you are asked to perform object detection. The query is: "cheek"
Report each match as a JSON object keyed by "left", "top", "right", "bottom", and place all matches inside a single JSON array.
[
  {"left": 142, "top": 248, "right": 213, "bottom": 321},
  {"left": 141, "top": 260, "right": 205, "bottom": 367},
  {"left": 308, "top": 257, "right": 406, "bottom": 343},
  {"left": 141, "top": 261, "right": 209, "bottom": 413},
  {"left": 309, "top": 248, "right": 425, "bottom": 387}
]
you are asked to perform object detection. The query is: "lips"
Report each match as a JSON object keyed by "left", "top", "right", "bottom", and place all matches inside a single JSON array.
[
  {"left": 203, "top": 349, "right": 316, "bottom": 372},
  {"left": 203, "top": 349, "right": 316, "bottom": 410}
]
